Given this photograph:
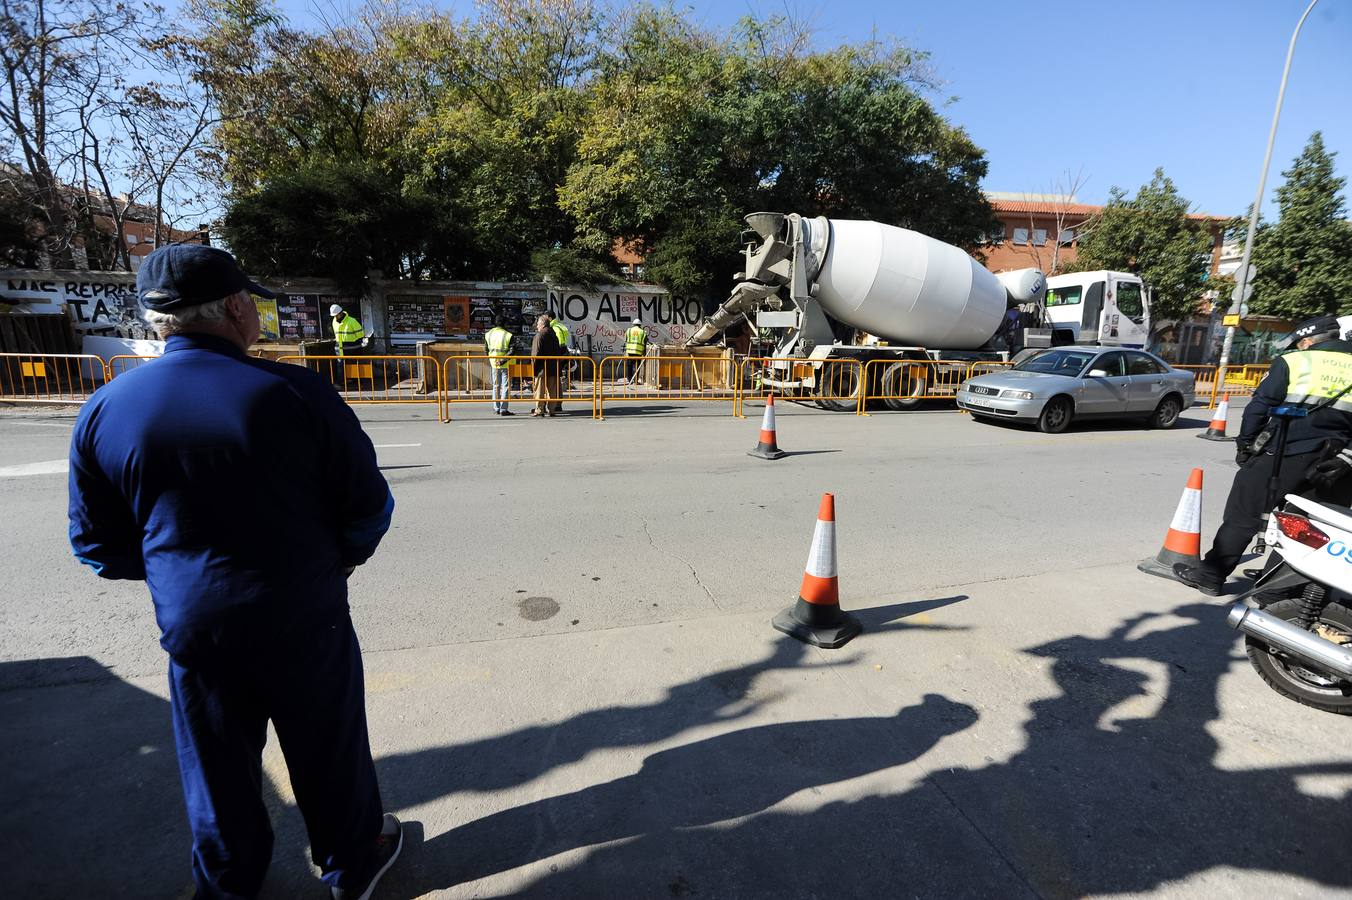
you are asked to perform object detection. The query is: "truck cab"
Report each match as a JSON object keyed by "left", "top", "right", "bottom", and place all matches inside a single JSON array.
[{"left": 1042, "top": 271, "right": 1150, "bottom": 349}]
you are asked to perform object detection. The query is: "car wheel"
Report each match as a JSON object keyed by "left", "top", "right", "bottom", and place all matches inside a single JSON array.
[
  {"left": 1149, "top": 394, "right": 1182, "bottom": 429},
  {"left": 1038, "top": 397, "right": 1073, "bottom": 434}
]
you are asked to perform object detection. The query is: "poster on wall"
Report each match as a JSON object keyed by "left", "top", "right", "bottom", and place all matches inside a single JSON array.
[
  {"left": 443, "top": 296, "right": 471, "bottom": 338},
  {"left": 276, "top": 294, "right": 324, "bottom": 342},
  {"left": 255, "top": 299, "right": 280, "bottom": 341},
  {"left": 547, "top": 286, "right": 703, "bottom": 359}
]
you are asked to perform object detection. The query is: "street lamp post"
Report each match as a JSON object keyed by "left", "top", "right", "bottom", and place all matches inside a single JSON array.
[{"left": 1214, "top": 0, "right": 1321, "bottom": 385}]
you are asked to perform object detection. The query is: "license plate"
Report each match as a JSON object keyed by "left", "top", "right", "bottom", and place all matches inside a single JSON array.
[{"left": 965, "top": 398, "right": 991, "bottom": 408}]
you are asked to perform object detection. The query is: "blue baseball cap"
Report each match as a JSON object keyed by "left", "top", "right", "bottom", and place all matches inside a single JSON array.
[{"left": 136, "top": 244, "right": 275, "bottom": 311}]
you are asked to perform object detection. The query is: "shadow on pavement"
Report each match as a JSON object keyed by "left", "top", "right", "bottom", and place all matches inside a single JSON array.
[
  {"left": 384, "top": 599, "right": 1352, "bottom": 898},
  {"left": 0, "top": 656, "right": 313, "bottom": 897}
]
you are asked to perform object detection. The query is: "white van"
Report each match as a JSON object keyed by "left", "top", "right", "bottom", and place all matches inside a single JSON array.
[{"left": 1043, "top": 271, "right": 1150, "bottom": 349}]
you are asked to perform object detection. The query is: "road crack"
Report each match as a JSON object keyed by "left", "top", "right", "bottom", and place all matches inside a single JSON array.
[{"left": 642, "top": 518, "right": 724, "bottom": 611}]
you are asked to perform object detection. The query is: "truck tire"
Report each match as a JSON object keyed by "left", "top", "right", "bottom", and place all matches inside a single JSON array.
[
  {"left": 1245, "top": 598, "right": 1352, "bottom": 715},
  {"left": 818, "top": 365, "right": 862, "bottom": 412},
  {"left": 1038, "top": 397, "right": 1073, "bottom": 434},
  {"left": 881, "top": 362, "right": 927, "bottom": 411}
]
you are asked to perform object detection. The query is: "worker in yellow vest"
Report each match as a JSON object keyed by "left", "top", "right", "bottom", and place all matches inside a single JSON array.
[
  {"left": 330, "top": 304, "right": 366, "bottom": 357},
  {"left": 623, "top": 319, "right": 647, "bottom": 384},
  {"left": 484, "top": 315, "right": 515, "bottom": 416},
  {"left": 549, "top": 314, "right": 571, "bottom": 413}
]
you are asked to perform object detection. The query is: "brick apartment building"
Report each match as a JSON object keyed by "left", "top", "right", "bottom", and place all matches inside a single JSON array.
[{"left": 981, "top": 192, "right": 1227, "bottom": 276}]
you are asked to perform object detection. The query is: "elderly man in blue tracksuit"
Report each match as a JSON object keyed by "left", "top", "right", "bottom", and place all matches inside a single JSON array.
[{"left": 68, "top": 245, "right": 402, "bottom": 900}]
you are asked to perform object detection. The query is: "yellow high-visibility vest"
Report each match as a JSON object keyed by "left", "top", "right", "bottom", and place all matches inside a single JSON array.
[
  {"left": 625, "top": 324, "right": 647, "bottom": 356},
  {"left": 485, "top": 326, "right": 513, "bottom": 369},
  {"left": 1283, "top": 349, "right": 1352, "bottom": 411},
  {"left": 551, "top": 319, "right": 570, "bottom": 349},
  {"left": 333, "top": 314, "right": 365, "bottom": 356}
]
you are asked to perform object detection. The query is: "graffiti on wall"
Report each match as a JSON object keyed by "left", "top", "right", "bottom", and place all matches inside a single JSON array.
[
  {"left": 546, "top": 287, "right": 703, "bottom": 356},
  {"left": 1, "top": 274, "right": 155, "bottom": 339}
]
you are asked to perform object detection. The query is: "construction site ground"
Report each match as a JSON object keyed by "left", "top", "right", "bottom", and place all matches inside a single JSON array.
[{"left": 3, "top": 398, "right": 1350, "bottom": 899}]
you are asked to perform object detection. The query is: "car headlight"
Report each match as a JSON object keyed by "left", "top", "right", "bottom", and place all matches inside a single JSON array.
[{"left": 1002, "top": 389, "right": 1034, "bottom": 400}]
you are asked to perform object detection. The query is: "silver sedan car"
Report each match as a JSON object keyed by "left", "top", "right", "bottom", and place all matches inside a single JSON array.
[{"left": 956, "top": 346, "right": 1196, "bottom": 433}]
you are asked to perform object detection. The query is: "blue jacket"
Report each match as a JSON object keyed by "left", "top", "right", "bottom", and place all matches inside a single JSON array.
[{"left": 68, "top": 334, "right": 394, "bottom": 658}]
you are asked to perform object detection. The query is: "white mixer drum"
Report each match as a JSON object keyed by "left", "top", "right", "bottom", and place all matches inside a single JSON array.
[{"left": 813, "top": 219, "right": 1007, "bottom": 349}]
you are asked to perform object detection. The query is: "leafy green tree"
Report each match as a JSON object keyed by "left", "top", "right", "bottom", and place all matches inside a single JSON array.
[
  {"left": 1248, "top": 132, "right": 1352, "bottom": 320},
  {"left": 1067, "top": 169, "right": 1213, "bottom": 330},
  {"left": 559, "top": 10, "right": 996, "bottom": 303}
]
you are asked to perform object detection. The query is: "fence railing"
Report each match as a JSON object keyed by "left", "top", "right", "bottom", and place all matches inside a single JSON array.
[
  {"left": 0, "top": 352, "right": 107, "bottom": 404},
  {"left": 597, "top": 354, "right": 738, "bottom": 418},
  {"left": 856, "top": 359, "right": 1014, "bottom": 412},
  {"left": 734, "top": 357, "right": 867, "bottom": 416},
  {"left": 1173, "top": 364, "right": 1270, "bottom": 408},
  {"left": 275, "top": 355, "right": 442, "bottom": 407},
  {"left": 441, "top": 354, "right": 598, "bottom": 420},
  {"left": 107, "top": 355, "right": 160, "bottom": 379}
]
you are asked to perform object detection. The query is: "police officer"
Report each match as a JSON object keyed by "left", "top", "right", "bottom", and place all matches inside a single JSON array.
[
  {"left": 624, "top": 318, "right": 647, "bottom": 384},
  {"left": 484, "top": 314, "right": 515, "bottom": 416},
  {"left": 69, "top": 245, "right": 402, "bottom": 899},
  {"left": 1176, "top": 314, "right": 1352, "bottom": 595},
  {"left": 331, "top": 302, "right": 366, "bottom": 356}
]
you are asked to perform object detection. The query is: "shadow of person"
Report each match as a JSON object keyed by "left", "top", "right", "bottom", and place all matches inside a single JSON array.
[
  {"left": 502, "top": 600, "right": 1352, "bottom": 899},
  {"left": 0, "top": 656, "right": 316, "bottom": 897},
  {"left": 375, "top": 597, "right": 968, "bottom": 810},
  {"left": 403, "top": 692, "right": 978, "bottom": 894}
]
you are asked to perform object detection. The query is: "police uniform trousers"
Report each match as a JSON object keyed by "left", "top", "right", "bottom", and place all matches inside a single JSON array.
[
  {"left": 1204, "top": 449, "right": 1352, "bottom": 578},
  {"left": 168, "top": 610, "right": 382, "bottom": 898}
]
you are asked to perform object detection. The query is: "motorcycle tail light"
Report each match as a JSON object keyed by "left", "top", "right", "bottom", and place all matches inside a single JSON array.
[{"left": 1274, "top": 512, "right": 1330, "bottom": 549}]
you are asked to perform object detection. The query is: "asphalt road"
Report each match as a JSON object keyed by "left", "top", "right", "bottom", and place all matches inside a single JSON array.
[{"left": 3, "top": 398, "right": 1350, "bottom": 899}]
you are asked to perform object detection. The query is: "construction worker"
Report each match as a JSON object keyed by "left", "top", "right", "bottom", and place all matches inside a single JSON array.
[
  {"left": 69, "top": 244, "right": 402, "bottom": 898},
  {"left": 1175, "top": 314, "right": 1352, "bottom": 595},
  {"left": 623, "top": 318, "right": 647, "bottom": 384},
  {"left": 549, "top": 314, "right": 570, "bottom": 413},
  {"left": 484, "top": 314, "right": 515, "bottom": 416},
  {"left": 330, "top": 303, "right": 365, "bottom": 357}
]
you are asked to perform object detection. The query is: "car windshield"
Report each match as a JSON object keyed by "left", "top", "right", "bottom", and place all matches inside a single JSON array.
[{"left": 1014, "top": 349, "right": 1095, "bottom": 376}]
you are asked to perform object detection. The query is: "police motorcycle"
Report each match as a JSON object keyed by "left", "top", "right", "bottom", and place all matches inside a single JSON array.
[{"left": 1227, "top": 403, "right": 1352, "bottom": 714}]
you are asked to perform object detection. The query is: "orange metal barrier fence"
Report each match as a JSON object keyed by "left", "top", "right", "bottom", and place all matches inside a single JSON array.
[
  {"left": 597, "top": 355, "right": 738, "bottom": 418},
  {"left": 275, "top": 355, "right": 441, "bottom": 408},
  {"left": 736, "top": 357, "right": 866, "bottom": 416},
  {"left": 0, "top": 352, "right": 108, "bottom": 404},
  {"left": 107, "top": 355, "right": 160, "bottom": 378},
  {"left": 1173, "top": 364, "right": 1270, "bottom": 408},
  {"left": 858, "top": 359, "right": 1013, "bottom": 412},
  {"left": 441, "top": 355, "right": 597, "bottom": 420}
]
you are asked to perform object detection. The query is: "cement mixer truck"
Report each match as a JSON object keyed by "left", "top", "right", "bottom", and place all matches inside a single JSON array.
[{"left": 685, "top": 212, "right": 1151, "bottom": 410}]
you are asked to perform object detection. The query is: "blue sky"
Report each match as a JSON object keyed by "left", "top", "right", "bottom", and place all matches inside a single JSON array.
[{"left": 272, "top": 0, "right": 1350, "bottom": 218}]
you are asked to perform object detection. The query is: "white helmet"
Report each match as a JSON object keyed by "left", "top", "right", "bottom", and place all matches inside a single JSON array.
[{"left": 330, "top": 303, "right": 344, "bottom": 316}]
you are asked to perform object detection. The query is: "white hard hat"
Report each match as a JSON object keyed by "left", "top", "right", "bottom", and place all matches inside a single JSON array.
[{"left": 330, "top": 304, "right": 344, "bottom": 316}]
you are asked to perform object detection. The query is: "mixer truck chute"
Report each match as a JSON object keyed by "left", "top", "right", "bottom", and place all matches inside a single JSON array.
[{"left": 686, "top": 212, "right": 1151, "bottom": 410}]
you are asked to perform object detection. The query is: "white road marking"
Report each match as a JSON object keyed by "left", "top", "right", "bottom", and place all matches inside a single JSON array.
[
  {"left": 0, "top": 459, "right": 69, "bottom": 477},
  {"left": 373, "top": 443, "right": 422, "bottom": 448},
  {"left": 362, "top": 426, "right": 405, "bottom": 431},
  {"left": 0, "top": 421, "right": 73, "bottom": 428},
  {"left": 457, "top": 422, "right": 524, "bottom": 428}
]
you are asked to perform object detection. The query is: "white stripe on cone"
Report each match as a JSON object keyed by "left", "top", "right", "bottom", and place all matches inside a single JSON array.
[
  {"left": 762, "top": 402, "right": 777, "bottom": 432},
  {"left": 1210, "top": 398, "right": 1229, "bottom": 426},
  {"left": 804, "top": 519, "right": 837, "bottom": 578},
  {"left": 1170, "top": 487, "right": 1202, "bottom": 534}
]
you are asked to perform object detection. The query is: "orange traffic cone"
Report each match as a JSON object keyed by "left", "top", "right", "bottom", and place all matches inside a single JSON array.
[
  {"left": 1197, "top": 394, "right": 1234, "bottom": 442},
  {"left": 748, "top": 394, "right": 786, "bottom": 459},
  {"left": 773, "top": 493, "right": 861, "bottom": 648},
  {"left": 1138, "top": 468, "right": 1204, "bottom": 581}
]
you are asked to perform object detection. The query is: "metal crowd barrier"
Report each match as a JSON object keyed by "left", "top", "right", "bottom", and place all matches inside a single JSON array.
[
  {"left": 275, "top": 355, "right": 442, "bottom": 408},
  {"left": 441, "top": 354, "right": 598, "bottom": 420},
  {"left": 736, "top": 356, "right": 866, "bottom": 416},
  {"left": 107, "top": 355, "right": 160, "bottom": 379},
  {"left": 858, "top": 359, "right": 1012, "bottom": 412},
  {"left": 0, "top": 352, "right": 108, "bottom": 404},
  {"left": 597, "top": 354, "right": 738, "bottom": 418}
]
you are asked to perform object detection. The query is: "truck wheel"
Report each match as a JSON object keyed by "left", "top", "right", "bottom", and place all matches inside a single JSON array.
[
  {"left": 1149, "top": 394, "right": 1182, "bottom": 429},
  {"left": 818, "top": 365, "right": 862, "bottom": 412},
  {"left": 1038, "top": 397, "right": 1073, "bottom": 434},
  {"left": 881, "top": 362, "right": 927, "bottom": 411},
  {"left": 1245, "top": 599, "right": 1352, "bottom": 715}
]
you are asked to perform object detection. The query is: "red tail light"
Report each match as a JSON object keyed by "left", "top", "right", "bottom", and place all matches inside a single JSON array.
[{"left": 1275, "top": 512, "right": 1330, "bottom": 548}]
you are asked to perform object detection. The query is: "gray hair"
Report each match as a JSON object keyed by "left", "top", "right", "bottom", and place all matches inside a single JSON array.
[{"left": 143, "top": 291, "right": 243, "bottom": 338}]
